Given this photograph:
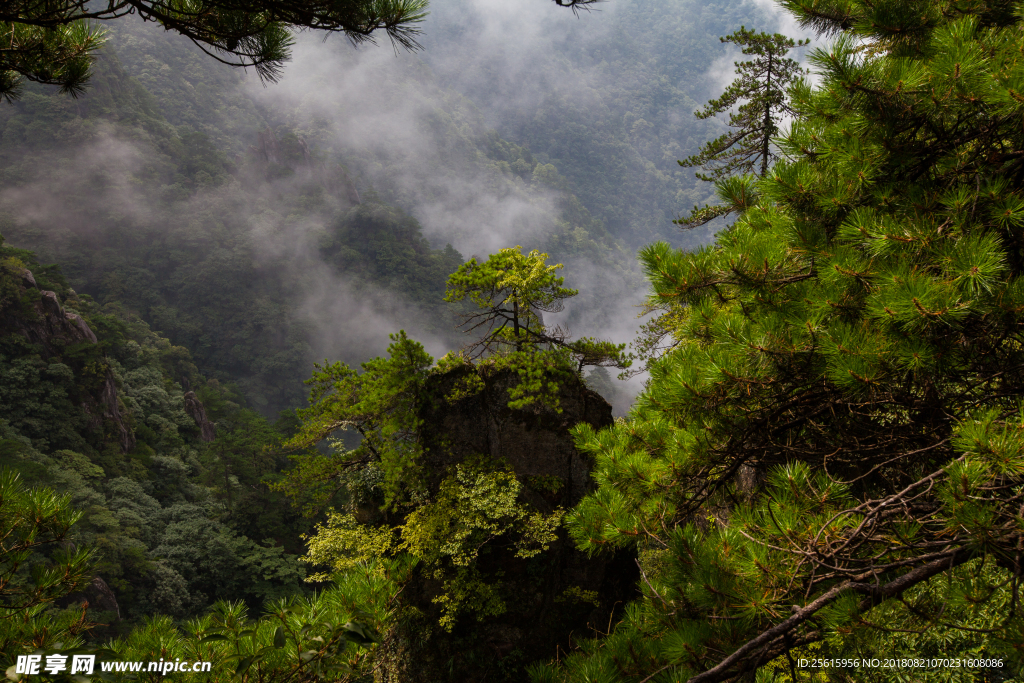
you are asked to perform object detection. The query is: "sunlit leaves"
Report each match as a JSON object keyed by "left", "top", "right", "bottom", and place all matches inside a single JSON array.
[
  {"left": 446, "top": 246, "right": 576, "bottom": 321},
  {"left": 445, "top": 246, "right": 631, "bottom": 372},
  {"left": 301, "top": 512, "right": 399, "bottom": 581}
]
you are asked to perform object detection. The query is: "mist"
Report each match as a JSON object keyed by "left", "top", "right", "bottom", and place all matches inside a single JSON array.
[
  {"left": 0, "top": 0, "right": 813, "bottom": 415},
  {"left": 243, "top": 38, "right": 562, "bottom": 260}
]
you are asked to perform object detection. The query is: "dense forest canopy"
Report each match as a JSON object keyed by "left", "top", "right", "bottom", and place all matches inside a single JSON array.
[{"left": 7, "top": 0, "right": 1023, "bottom": 681}]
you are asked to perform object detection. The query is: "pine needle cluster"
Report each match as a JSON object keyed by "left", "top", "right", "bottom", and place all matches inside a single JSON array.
[{"left": 1, "top": 0, "right": 430, "bottom": 98}]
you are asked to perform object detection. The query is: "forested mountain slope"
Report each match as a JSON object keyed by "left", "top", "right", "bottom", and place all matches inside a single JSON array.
[
  {"left": 0, "top": 239, "right": 308, "bottom": 632},
  {"left": 0, "top": 237, "right": 641, "bottom": 681},
  {"left": 421, "top": 0, "right": 785, "bottom": 249},
  {"left": 0, "top": 5, "right": 650, "bottom": 414},
  {"left": 0, "top": 43, "right": 454, "bottom": 412}
]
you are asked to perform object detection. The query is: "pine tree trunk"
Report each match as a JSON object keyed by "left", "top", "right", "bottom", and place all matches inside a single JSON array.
[
  {"left": 513, "top": 299, "right": 522, "bottom": 350},
  {"left": 762, "top": 51, "right": 772, "bottom": 177}
]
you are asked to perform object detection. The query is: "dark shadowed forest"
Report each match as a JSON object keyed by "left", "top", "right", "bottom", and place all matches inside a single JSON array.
[{"left": 2, "top": 0, "right": 1023, "bottom": 681}]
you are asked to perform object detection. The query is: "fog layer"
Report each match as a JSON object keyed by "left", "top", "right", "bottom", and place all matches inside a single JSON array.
[{"left": 0, "top": 0, "right": 805, "bottom": 414}]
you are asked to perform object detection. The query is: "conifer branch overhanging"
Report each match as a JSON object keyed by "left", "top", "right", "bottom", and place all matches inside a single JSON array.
[{"left": 1, "top": 0, "right": 601, "bottom": 99}]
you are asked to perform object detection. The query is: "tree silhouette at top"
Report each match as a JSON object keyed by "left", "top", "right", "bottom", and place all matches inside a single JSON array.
[{"left": 0, "top": 0, "right": 597, "bottom": 102}]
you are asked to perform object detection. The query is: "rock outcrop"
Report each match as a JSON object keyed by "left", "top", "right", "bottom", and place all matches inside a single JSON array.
[
  {"left": 63, "top": 576, "right": 121, "bottom": 620},
  {"left": 183, "top": 391, "right": 216, "bottom": 442},
  {"left": 377, "top": 366, "right": 637, "bottom": 683},
  {"left": 0, "top": 268, "right": 135, "bottom": 452}
]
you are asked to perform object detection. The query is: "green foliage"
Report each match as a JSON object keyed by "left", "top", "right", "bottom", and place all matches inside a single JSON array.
[
  {"left": 0, "top": 470, "right": 95, "bottom": 670},
  {"left": 280, "top": 247, "right": 626, "bottom": 515},
  {"left": 1, "top": 241, "right": 310, "bottom": 629},
  {"left": 282, "top": 331, "right": 433, "bottom": 511},
  {"left": 1, "top": 0, "right": 428, "bottom": 100},
  {"left": 480, "top": 347, "right": 580, "bottom": 412},
  {"left": 0, "top": 472, "right": 387, "bottom": 683},
  {"left": 100, "top": 581, "right": 388, "bottom": 683},
  {"left": 280, "top": 267, "right": 610, "bottom": 638},
  {"left": 445, "top": 246, "right": 578, "bottom": 353},
  {"left": 808, "top": 558, "right": 1018, "bottom": 683},
  {"left": 537, "top": 0, "right": 1024, "bottom": 679},
  {"left": 681, "top": 28, "right": 806, "bottom": 181},
  {"left": 445, "top": 246, "right": 631, "bottom": 373},
  {"left": 320, "top": 202, "right": 465, "bottom": 310},
  {"left": 410, "top": 461, "right": 562, "bottom": 564},
  {"left": 0, "top": 20, "right": 105, "bottom": 101},
  {"left": 442, "top": 247, "right": 630, "bottom": 415},
  {"left": 0, "top": 338, "right": 89, "bottom": 453},
  {"left": 300, "top": 458, "right": 563, "bottom": 632},
  {"left": 302, "top": 513, "right": 399, "bottom": 581}
]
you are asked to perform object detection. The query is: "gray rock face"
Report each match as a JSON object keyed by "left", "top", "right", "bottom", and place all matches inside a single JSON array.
[
  {"left": 99, "top": 375, "right": 136, "bottom": 453},
  {"left": 66, "top": 312, "right": 99, "bottom": 344},
  {"left": 63, "top": 576, "right": 121, "bottom": 619},
  {"left": 377, "top": 366, "right": 637, "bottom": 683},
  {"left": 19, "top": 268, "right": 36, "bottom": 288},
  {"left": 10, "top": 287, "right": 100, "bottom": 349},
  {"left": 418, "top": 365, "right": 614, "bottom": 511},
  {"left": 183, "top": 391, "right": 217, "bottom": 442}
]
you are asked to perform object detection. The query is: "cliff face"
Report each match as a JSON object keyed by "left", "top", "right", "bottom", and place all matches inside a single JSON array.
[
  {"left": 378, "top": 366, "right": 637, "bottom": 683},
  {"left": 0, "top": 265, "right": 135, "bottom": 452},
  {"left": 183, "top": 390, "right": 217, "bottom": 442},
  {"left": 419, "top": 365, "right": 614, "bottom": 510}
]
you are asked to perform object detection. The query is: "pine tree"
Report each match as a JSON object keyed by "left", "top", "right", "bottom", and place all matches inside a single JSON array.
[
  {"left": 445, "top": 246, "right": 578, "bottom": 355},
  {"left": 0, "top": 0, "right": 428, "bottom": 100},
  {"left": 0, "top": 470, "right": 96, "bottom": 667},
  {"left": 676, "top": 28, "right": 806, "bottom": 228},
  {"left": 534, "top": 0, "right": 1024, "bottom": 680},
  {"left": 445, "top": 246, "right": 631, "bottom": 371}
]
